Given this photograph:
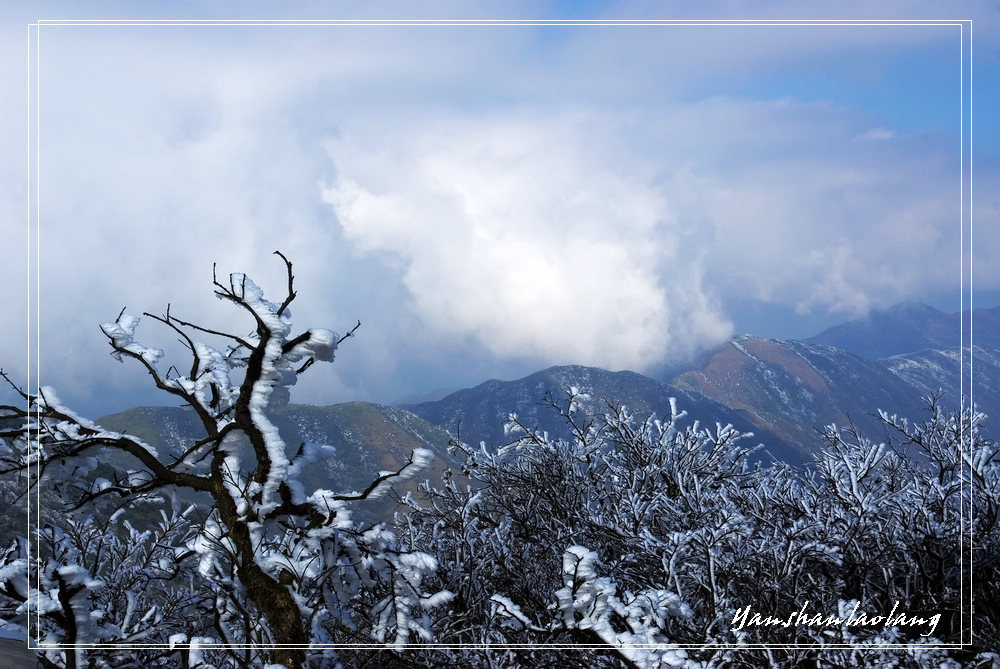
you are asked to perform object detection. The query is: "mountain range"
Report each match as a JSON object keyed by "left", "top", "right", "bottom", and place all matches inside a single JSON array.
[
  {"left": 92, "top": 302, "right": 995, "bottom": 499},
  {"left": 399, "top": 364, "right": 802, "bottom": 463}
]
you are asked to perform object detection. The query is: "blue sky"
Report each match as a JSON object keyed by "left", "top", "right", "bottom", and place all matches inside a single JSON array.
[{"left": 1, "top": 2, "right": 997, "bottom": 417}]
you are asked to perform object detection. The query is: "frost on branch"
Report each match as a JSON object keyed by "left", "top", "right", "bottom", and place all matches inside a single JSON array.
[
  {"left": 100, "top": 313, "right": 164, "bottom": 366},
  {"left": 0, "top": 253, "right": 445, "bottom": 669},
  {"left": 0, "top": 501, "right": 203, "bottom": 669},
  {"left": 544, "top": 545, "right": 696, "bottom": 669}
]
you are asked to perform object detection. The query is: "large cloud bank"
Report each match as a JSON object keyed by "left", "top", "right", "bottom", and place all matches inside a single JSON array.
[
  {"left": 1, "top": 8, "right": 996, "bottom": 414},
  {"left": 322, "top": 96, "right": 966, "bottom": 371}
]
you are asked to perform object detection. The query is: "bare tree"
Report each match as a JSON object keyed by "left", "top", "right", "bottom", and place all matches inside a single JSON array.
[{"left": 0, "top": 253, "right": 451, "bottom": 668}]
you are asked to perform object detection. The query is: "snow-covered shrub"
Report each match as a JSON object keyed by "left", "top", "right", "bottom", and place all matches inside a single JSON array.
[{"left": 402, "top": 390, "right": 998, "bottom": 668}]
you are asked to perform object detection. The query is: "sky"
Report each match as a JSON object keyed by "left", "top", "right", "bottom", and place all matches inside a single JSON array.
[{"left": 1, "top": 2, "right": 998, "bottom": 418}]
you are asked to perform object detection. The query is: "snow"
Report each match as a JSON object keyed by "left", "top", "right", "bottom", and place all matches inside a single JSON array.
[
  {"left": 0, "top": 618, "right": 28, "bottom": 641},
  {"left": 363, "top": 448, "right": 434, "bottom": 501},
  {"left": 489, "top": 594, "right": 539, "bottom": 630},
  {"left": 421, "top": 589, "right": 455, "bottom": 608},
  {"left": 0, "top": 562, "right": 29, "bottom": 600},
  {"left": 286, "top": 441, "right": 337, "bottom": 504},
  {"left": 224, "top": 273, "right": 317, "bottom": 515},
  {"left": 100, "top": 314, "right": 165, "bottom": 367},
  {"left": 284, "top": 328, "right": 339, "bottom": 363},
  {"left": 187, "top": 636, "right": 219, "bottom": 669}
]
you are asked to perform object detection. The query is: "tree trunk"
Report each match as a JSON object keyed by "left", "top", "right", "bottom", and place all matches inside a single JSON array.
[{"left": 239, "top": 559, "right": 308, "bottom": 668}]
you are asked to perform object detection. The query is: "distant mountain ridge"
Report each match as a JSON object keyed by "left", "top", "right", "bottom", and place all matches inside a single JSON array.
[
  {"left": 670, "top": 336, "right": 929, "bottom": 452},
  {"left": 883, "top": 345, "right": 1000, "bottom": 416},
  {"left": 806, "top": 302, "right": 1000, "bottom": 358},
  {"left": 405, "top": 303, "right": 997, "bottom": 464},
  {"left": 94, "top": 302, "right": 997, "bottom": 478},
  {"left": 670, "top": 302, "right": 997, "bottom": 453},
  {"left": 809, "top": 302, "right": 1000, "bottom": 419},
  {"left": 402, "top": 364, "right": 804, "bottom": 464}
]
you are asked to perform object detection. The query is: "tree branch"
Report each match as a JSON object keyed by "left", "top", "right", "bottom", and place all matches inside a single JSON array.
[{"left": 273, "top": 250, "right": 296, "bottom": 316}]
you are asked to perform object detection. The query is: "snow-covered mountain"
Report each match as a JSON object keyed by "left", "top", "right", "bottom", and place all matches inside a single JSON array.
[
  {"left": 807, "top": 302, "right": 999, "bottom": 419},
  {"left": 402, "top": 364, "right": 803, "bottom": 463},
  {"left": 882, "top": 345, "right": 1000, "bottom": 415},
  {"left": 406, "top": 304, "right": 997, "bottom": 464},
  {"left": 670, "top": 336, "right": 930, "bottom": 453}
]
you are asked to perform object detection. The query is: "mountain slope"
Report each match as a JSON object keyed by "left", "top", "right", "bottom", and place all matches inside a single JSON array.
[
  {"left": 671, "top": 336, "right": 930, "bottom": 453},
  {"left": 881, "top": 345, "right": 1000, "bottom": 416},
  {"left": 89, "top": 302, "right": 1000, "bottom": 482},
  {"left": 403, "top": 364, "right": 802, "bottom": 464},
  {"left": 807, "top": 303, "right": 1000, "bottom": 358},
  {"left": 667, "top": 302, "right": 1000, "bottom": 453},
  {"left": 806, "top": 302, "right": 1000, "bottom": 425},
  {"left": 95, "top": 402, "right": 458, "bottom": 519}
]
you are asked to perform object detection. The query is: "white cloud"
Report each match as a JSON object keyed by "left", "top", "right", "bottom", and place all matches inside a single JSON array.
[
  {"left": 323, "top": 95, "right": 972, "bottom": 373},
  {"left": 323, "top": 116, "right": 733, "bottom": 369}
]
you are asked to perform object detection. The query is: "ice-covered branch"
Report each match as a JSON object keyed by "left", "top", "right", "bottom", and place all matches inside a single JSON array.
[{"left": 334, "top": 448, "right": 434, "bottom": 502}]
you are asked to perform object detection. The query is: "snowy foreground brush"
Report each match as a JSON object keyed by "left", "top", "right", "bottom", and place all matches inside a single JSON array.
[{"left": 397, "top": 391, "right": 1000, "bottom": 668}]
